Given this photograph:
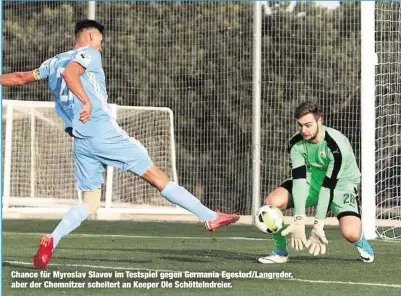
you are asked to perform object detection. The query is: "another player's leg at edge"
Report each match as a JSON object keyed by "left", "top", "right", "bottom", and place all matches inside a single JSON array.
[
  {"left": 257, "top": 183, "right": 375, "bottom": 264},
  {"left": 33, "top": 164, "right": 239, "bottom": 270}
]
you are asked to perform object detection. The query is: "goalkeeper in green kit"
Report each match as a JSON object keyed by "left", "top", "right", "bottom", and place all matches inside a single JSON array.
[{"left": 258, "top": 101, "right": 375, "bottom": 264}]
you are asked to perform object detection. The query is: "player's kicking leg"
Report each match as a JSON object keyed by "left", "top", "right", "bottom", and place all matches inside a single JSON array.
[
  {"left": 33, "top": 140, "right": 104, "bottom": 269},
  {"left": 100, "top": 131, "right": 240, "bottom": 231},
  {"left": 89, "top": 130, "right": 240, "bottom": 231},
  {"left": 141, "top": 165, "right": 240, "bottom": 231},
  {"left": 338, "top": 214, "right": 375, "bottom": 263},
  {"left": 258, "top": 180, "right": 292, "bottom": 264}
]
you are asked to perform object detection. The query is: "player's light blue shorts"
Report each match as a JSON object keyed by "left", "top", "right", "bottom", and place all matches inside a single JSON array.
[{"left": 73, "top": 128, "right": 153, "bottom": 191}]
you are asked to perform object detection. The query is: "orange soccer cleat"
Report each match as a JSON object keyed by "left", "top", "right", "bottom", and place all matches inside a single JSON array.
[
  {"left": 205, "top": 210, "right": 240, "bottom": 232},
  {"left": 33, "top": 235, "right": 54, "bottom": 270}
]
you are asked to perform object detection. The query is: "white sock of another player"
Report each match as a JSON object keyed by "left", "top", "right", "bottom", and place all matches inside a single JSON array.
[
  {"left": 161, "top": 181, "right": 218, "bottom": 221},
  {"left": 51, "top": 204, "right": 89, "bottom": 248}
]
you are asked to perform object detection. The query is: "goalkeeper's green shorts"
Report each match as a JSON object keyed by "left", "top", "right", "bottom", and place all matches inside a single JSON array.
[{"left": 280, "top": 179, "right": 361, "bottom": 219}]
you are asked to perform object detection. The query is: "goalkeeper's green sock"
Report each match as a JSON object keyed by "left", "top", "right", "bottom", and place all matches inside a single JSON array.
[{"left": 273, "top": 223, "right": 288, "bottom": 255}]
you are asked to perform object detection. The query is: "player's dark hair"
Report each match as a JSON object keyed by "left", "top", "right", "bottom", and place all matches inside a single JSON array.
[
  {"left": 294, "top": 101, "right": 323, "bottom": 120},
  {"left": 75, "top": 19, "right": 104, "bottom": 37}
]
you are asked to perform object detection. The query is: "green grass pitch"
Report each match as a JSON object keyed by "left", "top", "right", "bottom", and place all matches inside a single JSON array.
[{"left": 2, "top": 219, "right": 400, "bottom": 296}]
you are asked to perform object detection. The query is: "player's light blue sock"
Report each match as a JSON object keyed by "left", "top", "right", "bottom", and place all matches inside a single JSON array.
[
  {"left": 353, "top": 235, "right": 375, "bottom": 255},
  {"left": 51, "top": 204, "right": 89, "bottom": 248},
  {"left": 161, "top": 181, "right": 218, "bottom": 221}
]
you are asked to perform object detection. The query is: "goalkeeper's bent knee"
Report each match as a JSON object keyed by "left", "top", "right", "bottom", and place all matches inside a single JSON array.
[{"left": 83, "top": 188, "right": 102, "bottom": 218}]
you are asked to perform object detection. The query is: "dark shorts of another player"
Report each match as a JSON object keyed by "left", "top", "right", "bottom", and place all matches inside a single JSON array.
[{"left": 278, "top": 179, "right": 361, "bottom": 220}]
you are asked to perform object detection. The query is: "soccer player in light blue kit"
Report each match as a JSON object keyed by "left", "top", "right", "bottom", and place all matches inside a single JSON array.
[{"left": 0, "top": 20, "right": 239, "bottom": 270}]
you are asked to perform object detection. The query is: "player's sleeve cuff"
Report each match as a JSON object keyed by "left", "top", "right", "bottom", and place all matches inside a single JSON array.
[
  {"left": 33, "top": 69, "right": 41, "bottom": 80},
  {"left": 322, "top": 176, "right": 337, "bottom": 189},
  {"left": 292, "top": 165, "right": 306, "bottom": 179}
]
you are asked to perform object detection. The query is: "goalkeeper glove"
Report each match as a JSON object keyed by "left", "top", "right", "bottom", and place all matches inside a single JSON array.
[
  {"left": 305, "top": 220, "right": 328, "bottom": 256},
  {"left": 65, "top": 127, "right": 74, "bottom": 137},
  {"left": 281, "top": 215, "right": 307, "bottom": 251}
]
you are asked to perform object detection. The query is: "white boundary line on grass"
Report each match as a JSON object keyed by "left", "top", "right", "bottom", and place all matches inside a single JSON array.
[
  {"left": 3, "top": 232, "right": 273, "bottom": 241},
  {"left": 290, "top": 278, "right": 401, "bottom": 288},
  {"left": 4, "top": 232, "right": 400, "bottom": 244},
  {"left": 3, "top": 260, "right": 401, "bottom": 289},
  {"left": 376, "top": 239, "right": 401, "bottom": 244}
]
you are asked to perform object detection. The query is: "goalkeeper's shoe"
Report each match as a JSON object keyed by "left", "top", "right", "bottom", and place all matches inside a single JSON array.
[
  {"left": 205, "top": 210, "right": 240, "bottom": 232},
  {"left": 356, "top": 241, "right": 375, "bottom": 263},
  {"left": 33, "top": 235, "right": 54, "bottom": 269},
  {"left": 258, "top": 250, "right": 289, "bottom": 264}
]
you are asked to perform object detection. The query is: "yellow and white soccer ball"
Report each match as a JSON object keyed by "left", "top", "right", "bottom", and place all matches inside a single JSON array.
[{"left": 255, "top": 205, "right": 284, "bottom": 234}]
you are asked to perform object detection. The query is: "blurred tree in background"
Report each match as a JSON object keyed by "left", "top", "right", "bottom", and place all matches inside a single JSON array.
[{"left": 2, "top": 2, "right": 398, "bottom": 213}]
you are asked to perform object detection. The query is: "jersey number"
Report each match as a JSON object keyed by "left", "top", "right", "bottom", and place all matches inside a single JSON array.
[
  {"left": 343, "top": 193, "right": 356, "bottom": 205},
  {"left": 57, "top": 67, "right": 73, "bottom": 102}
]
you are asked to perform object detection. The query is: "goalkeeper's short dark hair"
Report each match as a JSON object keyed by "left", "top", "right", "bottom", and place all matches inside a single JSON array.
[
  {"left": 294, "top": 101, "right": 323, "bottom": 120},
  {"left": 75, "top": 19, "right": 104, "bottom": 37}
]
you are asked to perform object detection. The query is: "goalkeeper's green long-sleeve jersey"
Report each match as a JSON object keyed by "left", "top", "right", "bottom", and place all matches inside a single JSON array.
[{"left": 288, "top": 126, "right": 361, "bottom": 220}]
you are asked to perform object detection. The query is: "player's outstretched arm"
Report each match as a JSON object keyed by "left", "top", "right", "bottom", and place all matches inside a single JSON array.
[
  {"left": 0, "top": 71, "right": 38, "bottom": 86},
  {"left": 282, "top": 142, "right": 308, "bottom": 251},
  {"left": 289, "top": 143, "right": 308, "bottom": 217},
  {"left": 305, "top": 148, "right": 341, "bottom": 256},
  {"left": 305, "top": 185, "right": 332, "bottom": 256}
]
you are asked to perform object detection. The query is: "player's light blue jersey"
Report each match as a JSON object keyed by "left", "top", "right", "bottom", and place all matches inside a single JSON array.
[{"left": 37, "top": 46, "right": 116, "bottom": 138}]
